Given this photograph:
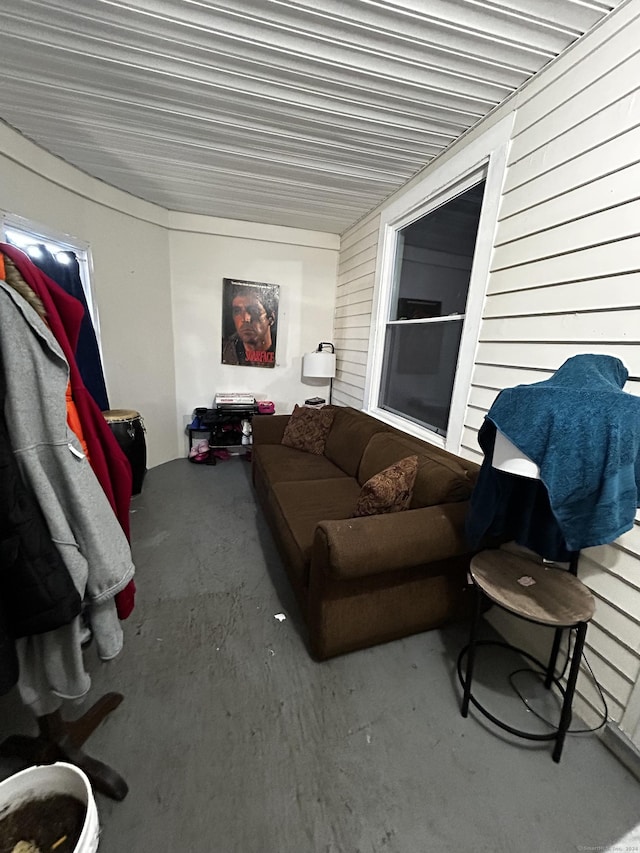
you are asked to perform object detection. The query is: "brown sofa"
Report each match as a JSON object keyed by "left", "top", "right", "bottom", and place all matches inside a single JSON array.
[{"left": 251, "top": 406, "right": 480, "bottom": 660}]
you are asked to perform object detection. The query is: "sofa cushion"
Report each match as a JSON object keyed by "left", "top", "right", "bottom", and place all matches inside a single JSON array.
[
  {"left": 253, "top": 444, "right": 349, "bottom": 487},
  {"left": 353, "top": 455, "right": 418, "bottom": 517},
  {"left": 359, "top": 433, "right": 474, "bottom": 508},
  {"left": 324, "top": 407, "right": 390, "bottom": 477},
  {"left": 282, "top": 404, "right": 336, "bottom": 455},
  {"left": 272, "top": 478, "right": 362, "bottom": 573}
]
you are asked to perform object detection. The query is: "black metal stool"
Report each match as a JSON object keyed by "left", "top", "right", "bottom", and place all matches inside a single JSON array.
[{"left": 459, "top": 548, "right": 595, "bottom": 763}]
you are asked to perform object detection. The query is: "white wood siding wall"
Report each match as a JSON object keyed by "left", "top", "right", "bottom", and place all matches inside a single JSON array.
[
  {"left": 333, "top": 213, "right": 379, "bottom": 407},
  {"left": 336, "top": 2, "right": 640, "bottom": 734},
  {"left": 475, "top": 1, "right": 640, "bottom": 733}
]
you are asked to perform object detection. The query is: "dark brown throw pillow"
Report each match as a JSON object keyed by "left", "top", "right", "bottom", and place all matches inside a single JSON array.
[
  {"left": 281, "top": 404, "right": 336, "bottom": 455},
  {"left": 352, "top": 455, "right": 419, "bottom": 517}
]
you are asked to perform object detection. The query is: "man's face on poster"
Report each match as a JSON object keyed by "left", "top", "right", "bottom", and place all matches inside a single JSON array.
[{"left": 232, "top": 293, "right": 273, "bottom": 350}]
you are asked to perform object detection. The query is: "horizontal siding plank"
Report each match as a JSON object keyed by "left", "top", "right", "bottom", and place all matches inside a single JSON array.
[
  {"left": 459, "top": 444, "right": 483, "bottom": 465},
  {"left": 497, "top": 158, "right": 640, "bottom": 245},
  {"left": 487, "top": 236, "right": 640, "bottom": 293},
  {"left": 509, "top": 48, "right": 640, "bottom": 166},
  {"left": 337, "top": 242, "right": 377, "bottom": 275},
  {"left": 336, "top": 283, "right": 375, "bottom": 302},
  {"left": 511, "top": 0, "right": 640, "bottom": 113},
  {"left": 576, "top": 667, "right": 625, "bottom": 726},
  {"left": 336, "top": 301, "right": 373, "bottom": 319},
  {"left": 334, "top": 331, "right": 371, "bottom": 343},
  {"left": 336, "top": 368, "right": 366, "bottom": 389},
  {"left": 502, "top": 126, "right": 640, "bottom": 225},
  {"left": 479, "top": 309, "right": 640, "bottom": 343},
  {"left": 336, "top": 286, "right": 374, "bottom": 308},
  {"left": 503, "top": 89, "right": 640, "bottom": 200},
  {"left": 502, "top": 127, "right": 640, "bottom": 221},
  {"left": 471, "top": 363, "right": 639, "bottom": 400},
  {"left": 471, "top": 362, "right": 553, "bottom": 390},
  {"left": 579, "top": 644, "right": 634, "bottom": 706},
  {"left": 460, "top": 426, "right": 481, "bottom": 458},
  {"left": 333, "top": 375, "right": 365, "bottom": 400},
  {"left": 339, "top": 228, "right": 379, "bottom": 264},
  {"left": 585, "top": 623, "right": 640, "bottom": 683},
  {"left": 580, "top": 565, "right": 640, "bottom": 624},
  {"left": 332, "top": 388, "right": 364, "bottom": 409},
  {"left": 581, "top": 549, "right": 640, "bottom": 596},
  {"left": 467, "top": 385, "right": 500, "bottom": 411},
  {"left": 464, "top": 405, "right": 486, "bottom": 431},
  {"left": 335, "top": 305, "right": 372, "bottom": 321},
  {"left": 337, "top": 348, "right": 369, "bottom": 366},
  {"left": 483, "top": 275, "right": 640, "bottom": 317},
  {"left": 335, "top": 303, "right": 372, "bottom": 320},
  {"left": 337, "top": 255, "right": 377, "bottom": 281},
  {"left": 333, "top": 334, "right": 369, "bottom": 352},
  {"left": 474, "top": 342, "right": 640, "bottom": 376},
  {"left": 615, "top": 523, "right": 640, "bottom": 557},
  {"left": 334, "top": 315, "right": 372, "bottom": 331},
  {"left": 339, "top": 214, "right": 380, "bottom": 252},
  {"left": 492, "top": 199, "right": 640, "bottom": 271},
  {"left": 338, "top": 360, "right": 366, "bottom": 378},
  {"left": 336, "top": 273, "right": 375, "bottom": 297}
]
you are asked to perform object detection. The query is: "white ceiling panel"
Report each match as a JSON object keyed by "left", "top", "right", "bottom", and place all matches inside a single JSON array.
[{"left": 0, "top": 0, "right": 623, "bottom": 233}]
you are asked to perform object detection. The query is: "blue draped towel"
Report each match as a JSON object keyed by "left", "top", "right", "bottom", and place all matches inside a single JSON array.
[{"left": 468, "top": 354, "right": 640, "bottom": 552}]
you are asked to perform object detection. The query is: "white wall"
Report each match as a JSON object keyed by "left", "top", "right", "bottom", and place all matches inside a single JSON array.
[
  {"left": 0, "top": 122, "right": 340, "bottom": 466},
  {"left": 0, "top": 121, "right": 177, "bottom": 468},
  {"left": 168, "top": 213, "right": 339, "bottom": 452},
  {"left": 335, "top": 1, "right": 640, "bottom": 736}
]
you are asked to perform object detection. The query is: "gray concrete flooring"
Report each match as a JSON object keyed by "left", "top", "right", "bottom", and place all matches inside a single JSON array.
[{"left": 1, "top": 458, "right": 639, "bottom": 852}]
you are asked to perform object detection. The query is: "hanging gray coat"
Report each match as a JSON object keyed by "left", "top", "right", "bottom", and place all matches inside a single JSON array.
[{"left": 0, "top": 280, "right": 134, "bottom": 716}]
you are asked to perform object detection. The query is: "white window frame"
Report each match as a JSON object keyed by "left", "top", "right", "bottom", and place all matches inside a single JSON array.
[
  {"left": 0, "top": 211, "right": 104, "bottom": 361},
  {"left": 363, "top": 114, "right": 514, "bottom": 454}
]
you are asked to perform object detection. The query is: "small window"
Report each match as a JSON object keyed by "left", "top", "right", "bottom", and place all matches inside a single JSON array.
[
  {"left": 1, "top": 214, "right": 111, "bottom": 412},
  {"left": 379, "top": 181, "right": 485, "bottom": 435},
  {"left": 1, "top": 219, "right": 100, "bottom": 341}
]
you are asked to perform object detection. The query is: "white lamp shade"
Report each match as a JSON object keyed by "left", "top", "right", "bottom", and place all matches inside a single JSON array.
[{"left": 303, "top": 351, "right": 336, "bottom": 378}]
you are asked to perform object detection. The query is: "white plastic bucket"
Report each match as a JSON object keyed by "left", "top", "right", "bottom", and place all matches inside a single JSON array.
[{"left": 0, "top": 762, "right": 99, "bottom": 852}]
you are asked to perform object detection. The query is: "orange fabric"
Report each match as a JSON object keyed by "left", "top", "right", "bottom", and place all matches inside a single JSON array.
[
  {"left": 66, "top": 383, "right": 90, "bottom": 459},
  {"left": 0, "top": 254, "right": 5, "bottom": 280}
]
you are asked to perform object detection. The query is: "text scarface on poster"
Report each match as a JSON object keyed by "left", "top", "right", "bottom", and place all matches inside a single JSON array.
[{"left": 221, "top": 278, "right": 279, "bottom": 368}]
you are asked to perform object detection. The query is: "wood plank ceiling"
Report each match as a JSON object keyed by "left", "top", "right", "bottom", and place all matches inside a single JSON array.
[{"left": 0, "top": 0, "right": 622, "bottom": 233}]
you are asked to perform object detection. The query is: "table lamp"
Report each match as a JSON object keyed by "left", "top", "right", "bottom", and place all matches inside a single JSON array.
[{"left": 303, "top": 342, "right": 336, "bottom": 404}]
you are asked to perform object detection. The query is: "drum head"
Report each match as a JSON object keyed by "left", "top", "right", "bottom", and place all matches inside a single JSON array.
[{"left": 102, "top": 408, "right": 140, "bottom": 423}]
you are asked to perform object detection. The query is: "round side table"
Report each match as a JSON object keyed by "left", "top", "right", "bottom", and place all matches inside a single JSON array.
[{"left": 459, "top": 548, "right": 595, "bottom": 763}]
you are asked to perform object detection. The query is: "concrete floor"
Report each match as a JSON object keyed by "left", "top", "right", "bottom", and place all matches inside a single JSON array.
[{"left": 1, "top": 458, "right": 639, "bottom": 852}]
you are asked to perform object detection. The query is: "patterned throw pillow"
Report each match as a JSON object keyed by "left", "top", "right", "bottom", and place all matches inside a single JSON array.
[
  {"left": 352, "top": 455, "right": 419, "bottom": 517},
  {"left": 281, "top": 405, "right": 336, "bottom": 455}
]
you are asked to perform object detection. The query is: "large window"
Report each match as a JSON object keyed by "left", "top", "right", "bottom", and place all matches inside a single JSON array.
[
  {"left": 365, "top": 116, "right": 512, "bottom": 452},
  {"left": 379, "top": 180, "right": 485, "bottom": 435}
]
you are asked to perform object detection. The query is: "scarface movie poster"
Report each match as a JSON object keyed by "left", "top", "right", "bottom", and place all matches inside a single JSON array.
[{"left": 221, "top": 278, "right": 279, "bottom": 368}]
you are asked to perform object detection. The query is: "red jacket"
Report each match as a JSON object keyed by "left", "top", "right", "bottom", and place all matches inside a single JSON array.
[{"left": 1, "top": 244, "right": 135, "bottom": 618}]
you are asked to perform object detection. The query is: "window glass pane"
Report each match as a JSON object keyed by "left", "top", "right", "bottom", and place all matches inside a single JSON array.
[
  {"left": 392, "top": 181, "right": 485, "bottom": 320},
  {"left": 379, "top": 320, "right": 463, "bottom": 434}
]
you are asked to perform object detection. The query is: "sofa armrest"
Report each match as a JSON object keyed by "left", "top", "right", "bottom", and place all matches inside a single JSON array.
[
  {"left": 312, "top": 502, "right": 471, "bottom": 581},
  {"left": 252, "top": 413, "right": 289, "bottom": 445}
]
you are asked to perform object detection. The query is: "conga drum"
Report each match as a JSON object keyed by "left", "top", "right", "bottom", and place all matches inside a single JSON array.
[{"left": 102, "top": 409, "right": 147, "bottom": 495}]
